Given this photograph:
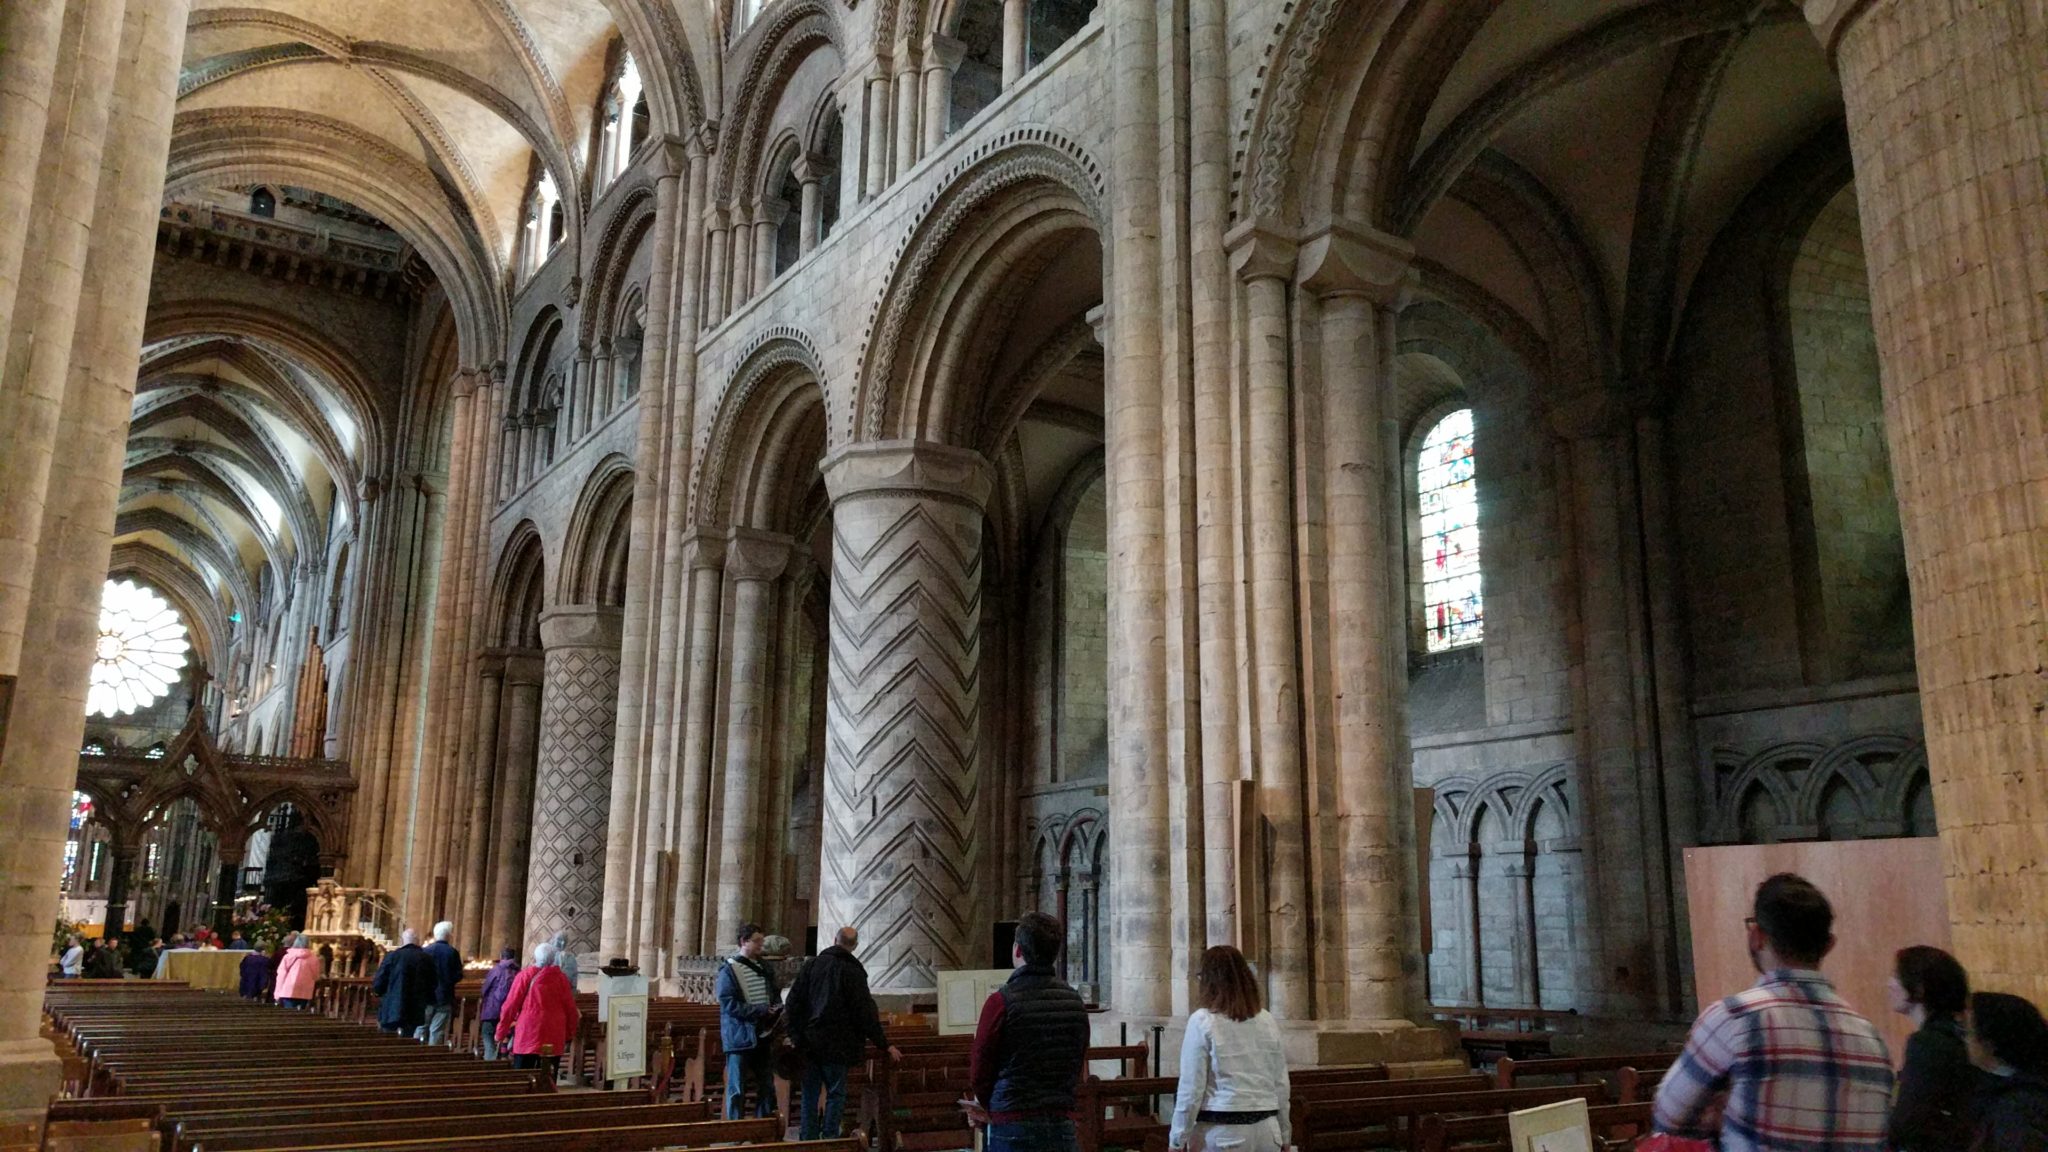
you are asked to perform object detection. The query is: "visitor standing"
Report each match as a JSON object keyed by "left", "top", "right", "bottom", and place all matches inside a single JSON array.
[
  {"left": 785, "top": 925, "right": 902, "bottom": 1138},
  {"left": 1966, "top": 992, "right": 2048, "bottom": 1152},
  {"left": 1168, "top": 945, "right": 1291, "bottom": 1152},
  {"left": 1653, "top": 873, "right": 1893, "bottom": 1150},
  {"left": 274, "top": 933, "right": 320, "bottom": 1008},
  {"left": 550, "top": 930, "right": 580, "bottom": 990},
  {"left": 967, "top": 911, "right": 1092, "bottom": 1152},
  {"left": 1887, "top": 945, "right": 1977, "bottom": 1150},
  {"left": 59, "top": 934, "right": 84, "bottom": 978},
  {"left": 369, "top": 928, "right": 435, "bottom": 1035},
  {"left": 717, "top": 922, "right": 783, "bottom": 1119},
  {"left": 83, "top": 938, "right": 123, "bottom": 979},
  {"left": 478, "top": 947, "right": 520, "bottom": 1060},
  {"left": 496, "top": 940, "right": 579, "bottom": 1079},
  {"left": 419, "top": 920, "right": 463, "bottom": 1045}
]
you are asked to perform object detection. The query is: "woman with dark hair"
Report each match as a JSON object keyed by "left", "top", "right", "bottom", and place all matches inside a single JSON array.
[
  {"left": 1888, "top": 945, "right": 1976, "bottom": 1149},
  {"left": 1168, "top": 946, "right": 1289, "bottom": 1152},
  {"left": 1969, "top": 992, "right": 2048, "bottom": 1151}
]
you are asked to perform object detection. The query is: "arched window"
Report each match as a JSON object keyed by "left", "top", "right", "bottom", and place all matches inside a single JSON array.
[
  {"left": 1418, "top": 408, "right": 1481, "bottom": 651},
  {"left": 520, "top": 168, "right": 564, "bottom": 283},
  {"left": 250, "top": 187, "right": 277, "bottom": 217},
  {"left": 593, "top": 54, "right": 645, "bottom": 194}
]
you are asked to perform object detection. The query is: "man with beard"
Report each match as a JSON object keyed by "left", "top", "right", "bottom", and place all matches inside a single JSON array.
[{"left": 1653, "top": 873, "right": 1894, "bottom": 1151}]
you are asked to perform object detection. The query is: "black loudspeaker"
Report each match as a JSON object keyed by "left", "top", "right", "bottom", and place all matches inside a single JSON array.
[
  {"left": 805, "top": 925, "right": 819, "bottom": 957},
  {"left": 992, "top": 921, "right": 1017, "bottom": 969}
]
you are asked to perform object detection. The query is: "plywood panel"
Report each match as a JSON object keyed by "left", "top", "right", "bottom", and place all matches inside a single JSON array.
[{"left": 1683, "top": 838, "right": 1949, "bottom": 1063}]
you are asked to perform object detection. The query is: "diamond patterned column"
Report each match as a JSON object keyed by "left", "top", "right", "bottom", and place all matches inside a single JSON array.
[
  {"left": 526, "top": 607, "right": 623, "bottom": 964},
  {"left": 820, "top": 441, "right": 991, "bottom": 995}
]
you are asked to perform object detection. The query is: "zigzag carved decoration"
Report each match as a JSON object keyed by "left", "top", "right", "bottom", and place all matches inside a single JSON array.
[{"left": 820, "top": 498, "right": 984, "bottom": 993}]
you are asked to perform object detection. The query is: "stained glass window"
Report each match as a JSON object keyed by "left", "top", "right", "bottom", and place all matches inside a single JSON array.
[
  {"left": 1419, "top": 408, "right": 1482, "bottom": 652},
  {"left": 87, "top": 580, "right": 189, "bottom": 717},
  {"left": 62, "top": 841, "right": 78, "bottom": 890},
  {"left": 70, "top": 792, "right": 93, "bottom": 830}
]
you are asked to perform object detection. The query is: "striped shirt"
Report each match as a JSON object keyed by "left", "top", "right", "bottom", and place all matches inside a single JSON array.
[
  {"left": 730, "top": 956, "right": 771, "bottom": 1006},
  {"left": 1653, "top": 968, "right": 1894, "bottom": 1151}
]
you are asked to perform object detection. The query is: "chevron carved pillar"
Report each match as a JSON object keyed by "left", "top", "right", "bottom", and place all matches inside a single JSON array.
[
  {"left": 523, "top": 608, "right": 622, "bottom": 962},
  {"left": 820, "top": 441, "right": 992, "bottom": 995}
]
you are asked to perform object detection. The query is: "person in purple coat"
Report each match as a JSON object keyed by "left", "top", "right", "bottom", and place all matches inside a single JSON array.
[{"left": 477, "top": 947, "right": 520, "bottom": 1060}]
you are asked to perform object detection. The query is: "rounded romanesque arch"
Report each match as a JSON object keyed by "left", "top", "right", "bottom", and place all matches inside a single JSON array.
[
  {"left": 689, "top": 328, "right": 827, "bottom": 531},
  {"left": 561, "top": 456, "right": 636, "bottom": 608},
  {"left": 850, "top": 129, "right": 1106, "bottom": 446}
]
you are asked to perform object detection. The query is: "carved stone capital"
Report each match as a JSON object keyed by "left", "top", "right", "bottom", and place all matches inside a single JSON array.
[
  {"left": 681, "top": 527, "right": 727, "bottom": 571},
  {"left": 924, "top": 33, "right": 967, "bottom": 72},
  {"left": 706, "top": 203, "right": 731, "bottom": 232},
  {"left": 476, "top": 649, "right": 509, "bottom": 678},
  {"left": 1296, "top": 217, "right": 1417, "bottom": 308},
  {"left": 450, "top": 368, "right": 481, "bottom": 400},
  {"left": 791, "top": 153, "right": 835, "bottom": 185},
  {"left": 724, "top": 527, "right": 795, "bottom": 582},
  {"left": 1226, "top": 218, "right": 1299, "bottom": 284},
  {"left": 502, "top": 652, "right": 546, "bottom": 686},
  {"left": 1802, "top": 0, "right": 1878, "bottom": 61},
  {"left": 822, "top": 439, "right": 994, "bottom": 511},
  {"left": 538, "top": 604, "right": 624, "bottom": 650},
  {"left": 754, "top": 198, "right": 791, "bottom": 227},
  {"left": 656, "top": 133, "right": 690, "bottom": 178}
]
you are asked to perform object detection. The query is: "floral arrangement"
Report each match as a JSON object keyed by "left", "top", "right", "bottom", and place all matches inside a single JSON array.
[
  {"left": 234, "top": 903, "right": 295, "bottom": 951},
  {"left": 51, "top": 916, "right": 85, "bottom": 958}
]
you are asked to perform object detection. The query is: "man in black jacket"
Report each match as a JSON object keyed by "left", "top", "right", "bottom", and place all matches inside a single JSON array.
[
  {"left": 968, "top": 912, "right": 1091, "bottom": 1152},
  {"left": 785, "top": 926, "right": 903, "bottom": 1139},
  {"left": 369, "top": 928, "right": 435, "bottom": 1035}
]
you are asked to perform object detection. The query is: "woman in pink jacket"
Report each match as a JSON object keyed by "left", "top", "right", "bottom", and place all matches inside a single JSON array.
[
  {"left": 273, "top": 934, "right": 321, "bottom": 1009},
  {"left": 495, "top": 940, "right": 580, "bottom": 1077}
]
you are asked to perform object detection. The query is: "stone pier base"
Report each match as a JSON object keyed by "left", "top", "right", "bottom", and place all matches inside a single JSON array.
[{"left": 0, "top": 1040, "right": 60, "bottom": 1151}]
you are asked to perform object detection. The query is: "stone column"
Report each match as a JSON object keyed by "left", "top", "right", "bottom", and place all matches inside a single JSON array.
[
  {"left": 1226, "top": 223, "right": 1311, "bottom": 1019},
  {"left": 1298, "top": 221, "right": 1416, "bottom": 1021},
  {"left": 793, "top": 155, "right": 829, "bottom": 253},
  {"left": 0, "top": 0, "right": 69, "bottom": 371},
  {"left": 1804, "top": 0, "right": 2048, "bottom": 1005},
  {"left": 819, "top": 442, "right": 990, "bottom": 995},
  {"left": 703, "top": 205, "right": 730, "bottom": 326},
  {"left": 526, "top": 607, "right": 623, "bottom": 961},
  {"left": 1504, "top": 853, "right": 1538, "bottom": 1008},
  {"left": 752, "top": 201, "right": 786, "bottom": 291},
  {"left": 667, "top": 531, "right": 727, "bottom": 960},
  {"left": 101, "top": 839, "right": 140, "bottom": 937},
  {"left": 864, "top": 68, "right": 893, "bottom": 198},
  {"left": 730, "top": 203, "right": 755, "bottom": 305},
  {"left": 1452, "top": 857, "right": 1482, "bottom": 1005},
  {"left": 1002, "top": 0, "right": 1028, "bottom": 87},
  {"left": 487, "top": 653, "right": 544, "bottom": 950},
  {"left": 922, "top": 36, "right": 965, "bottom": 152},
  {"left": 0, "top": 3, "right": 190, "bottom": 1137},
  {"left": 459, "top": 653, "right": 506, "bottom": 947},
  {"left": 893, "top": 48, "right": 923, "bottom": 177},
  {"left": 713, "top": 529, "right": 793, "bottom": 947}
]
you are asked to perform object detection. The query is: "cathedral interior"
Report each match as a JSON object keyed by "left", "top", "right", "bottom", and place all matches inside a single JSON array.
[{"left": 3, "top": 0, "right": 2045, "bottom": 1117}]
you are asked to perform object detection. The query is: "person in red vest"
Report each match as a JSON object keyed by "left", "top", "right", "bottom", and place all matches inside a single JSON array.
[{"left": 495, "top": 940, "right": 580, "bottom": 1079}]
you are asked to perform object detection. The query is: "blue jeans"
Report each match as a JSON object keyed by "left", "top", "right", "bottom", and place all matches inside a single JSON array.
[
  {"left": 725, "top": 1048, "right": 775, "bottom": 1118},
  {"left": 800, "top": 1061, "right": 849, "bottom": 1139},
  {"left": 481, "top": 1023, "right": 501, "bottom": 1060},
  {"left": 986, "top": 1118, "right": 1080, "bottom": 1152},
  {"left": 415, "top": 1003, "right": 452, "bottom": 1045}
]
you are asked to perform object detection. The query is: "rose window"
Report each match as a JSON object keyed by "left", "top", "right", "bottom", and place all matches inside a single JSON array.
[{"left": 87, "top": 579, "right": 190, "bottom": 717}]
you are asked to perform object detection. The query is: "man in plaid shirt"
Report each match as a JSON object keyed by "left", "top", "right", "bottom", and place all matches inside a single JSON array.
[{"left": 1653, "top": 873, "right": 1895, "bottom": 1150}]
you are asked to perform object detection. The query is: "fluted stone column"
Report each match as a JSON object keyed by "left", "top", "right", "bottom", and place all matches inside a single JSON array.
[
  {"left": 922, "top": 36, "right": 965, "bottom": 152},
  {"left": 819, "top": 442, "right": 990, "bottom": 995},
  {"left": 487, "top": 653, "right": 544, "bottom": 950},
  {"left": 864, "top": 69, "right": 893, "bottom": 197},
  {"left": 0, "top": 0, "right": 69, "bottom": 374},
  {"left": 1002, "top": 0, "right": 1027, "bottom": 86},
  {"left": 526, "top": 607, "right": 623, "bottom": 961},
  {"left": 668, "top": 532, "right": 726, "bottom": 959},
  {"left": 1299, "top": 221, "right": 1417, "bottom": 1021},
  {"left": 703, "top": 206, "right": 731, "bottom": 326},
  {"left": 459, "top": 653, "right": 506, "bottom": 947},
  {"left": 713, "top": 529, "right": 793, "bottom": 947},
  {"left": 1805, "top": 0, "right": 2048, "bottom": 1005},
  {"left": 752, "top": 201, "right": 786, "bottom": 291}
]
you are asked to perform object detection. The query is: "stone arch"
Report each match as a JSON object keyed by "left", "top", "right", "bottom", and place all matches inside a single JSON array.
[
  {"left": 580, "top": 183, "right": 659, "bottom": 348},
  {"left": 165, "top": 108, "right": 505, "bottom": 362},
  {"left": 689, "top": 327, "right": 828, "bottom": 531},
  {"left": 494, "top": 523, "right": 549, "bottom": 649},
  {"left": 561, "top": 457, "right": 637, "bottom": 608},
  {"left": 716, "top": 0, "right": 845, "bottom": 206},
  {"left": 514, "top": 308, "right": 567, "bottom": 413},
  {"left": 851, "top": 130, "right": 1106, "bottom": 445}
]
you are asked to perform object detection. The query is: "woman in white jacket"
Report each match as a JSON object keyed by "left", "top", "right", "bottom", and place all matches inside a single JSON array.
[{"left": 1169, "top": 946, "right": 1291, "bottom": 1152}]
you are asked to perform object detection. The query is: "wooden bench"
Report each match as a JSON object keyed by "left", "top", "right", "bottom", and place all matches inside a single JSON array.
[
  {"left": 1079, "top": 1074, "right": 1174, "bottom": 1152},
  {"left": 1494, "top": 1052, "right": 1676, "bottom": 1090},
  {"left": 183, "top": 1102, "right": 745, "bottom": 1151},
  {"left": 1296, "top": 1083, "right": 1607, "bottom": 1152},
  {"left": 163, "top": 1092, "right": 694, "bottom": 1151},
  {"left": 1417, "top": 1101, "right": 1651, "bottom": 1152},
  {"left": 236, "top": 1116, "right": 795, "bottom": 1152}
]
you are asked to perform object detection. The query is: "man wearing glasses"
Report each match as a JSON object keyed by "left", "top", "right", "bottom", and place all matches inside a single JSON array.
[{"left": 1653, "top": 873, "right": 1895, "bottom": 1150}]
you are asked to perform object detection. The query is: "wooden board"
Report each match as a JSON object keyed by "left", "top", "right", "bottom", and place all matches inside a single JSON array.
[{"left": 1683, "top": 838, "right": 1949, "bottom": 1062}]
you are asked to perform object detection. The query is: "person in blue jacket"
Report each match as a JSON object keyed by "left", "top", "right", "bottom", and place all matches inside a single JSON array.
[{"left": 716, "top": 921, "right": 782, "bottom": 1119}]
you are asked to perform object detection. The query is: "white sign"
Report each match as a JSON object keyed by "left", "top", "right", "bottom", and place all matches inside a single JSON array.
[
  {"left": 937, "top": 970, "right": 1013, "bottom": 1035},
  {"left": 606, "top": 993, "right": 649, "bottom": 1081},
  {"left": 1508, "top": 1098, "right": 1591, "bottom": 1152}
]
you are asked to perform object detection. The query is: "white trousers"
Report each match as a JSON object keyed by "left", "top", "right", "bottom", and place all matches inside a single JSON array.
[{"left": 1189, "top": 1117, "right": 1284, "bottom": 1152}]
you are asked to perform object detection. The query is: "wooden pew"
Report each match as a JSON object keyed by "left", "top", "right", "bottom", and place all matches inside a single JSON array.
[
  {"left": 1079, "top": 1074, "right": 1174, "bottom": 1152},
  {"left": 1494, "top": 1052, "right": 1676, "bottom": 1090},
  {"left": 1296, "top": 1083, "right": 1607, "bottom": 1152},
  {"left": 163, "top": 1093, "right": 694, "bottom": 1151},
  {"left": 1416, "top": 1101, "right": 1651, "bottom": 1152},
  {"left": 184, "top": 1101, "right": 734, "bottom": 1151},
  {"left": 229, "top": 1115, "right": 787, "bottom": 1152}
]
